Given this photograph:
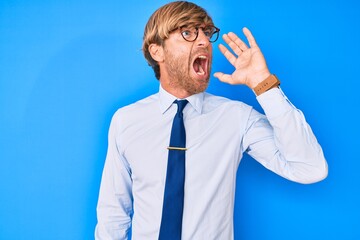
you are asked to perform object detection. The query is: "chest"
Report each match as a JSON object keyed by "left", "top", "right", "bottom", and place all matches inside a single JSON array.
[{"left": 120, "top": 109, "right": 246, "bottom": 187}]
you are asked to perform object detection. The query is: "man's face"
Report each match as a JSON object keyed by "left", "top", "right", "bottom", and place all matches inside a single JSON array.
[{"left": 160, "top": 24, "right": 213, "bottom": 96}]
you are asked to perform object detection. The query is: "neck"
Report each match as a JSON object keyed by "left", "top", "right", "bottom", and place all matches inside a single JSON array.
[{"left": 160, "top": 82, "right": 191, "bottom": 99}]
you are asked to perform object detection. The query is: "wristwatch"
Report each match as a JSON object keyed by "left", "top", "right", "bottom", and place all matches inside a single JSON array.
[{"left": 253, "top": 74, "right": 280, "bottom": 96}]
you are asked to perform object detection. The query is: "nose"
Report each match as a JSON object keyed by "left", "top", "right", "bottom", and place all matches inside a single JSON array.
[{"left": 195, "top": 29, "right": 210, "bottom": 47}]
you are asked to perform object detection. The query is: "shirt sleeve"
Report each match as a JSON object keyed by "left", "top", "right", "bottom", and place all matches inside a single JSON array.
[
  {"left": 243, "top": 87, "right": 328, "bottom": 184},
  {"left": 95, "top": 111, "right": 133, "bottom": 239}
]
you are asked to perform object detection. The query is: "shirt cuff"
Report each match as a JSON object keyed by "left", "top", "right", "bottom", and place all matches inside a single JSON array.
[{"left": 256, "top": 87, "right": 295, "bottom": 119}]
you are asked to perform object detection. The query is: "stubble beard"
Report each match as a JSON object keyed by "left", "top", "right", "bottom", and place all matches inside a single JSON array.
[{"left": 164, "top": 48, "right": 211, "bottom": 96}]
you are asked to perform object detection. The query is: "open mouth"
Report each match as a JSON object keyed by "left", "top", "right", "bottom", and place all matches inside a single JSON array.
[{"left": 192, "top": 55, "right": 208, "bottom": 76}]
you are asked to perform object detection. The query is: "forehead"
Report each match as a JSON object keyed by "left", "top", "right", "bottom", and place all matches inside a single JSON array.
[
  {"left": 180, "top": 23, "right": 213, "bottom": 28},
  {"left": 169, "top": 19, "right": 213, "bottom": 34}
]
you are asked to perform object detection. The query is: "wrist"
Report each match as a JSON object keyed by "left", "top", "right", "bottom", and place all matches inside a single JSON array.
[
  {"left": 253, "top": 74, "right": 280, "bottom": 96},
  {"left": 248, "top": 71, "right": 271, "bottom": 88}
]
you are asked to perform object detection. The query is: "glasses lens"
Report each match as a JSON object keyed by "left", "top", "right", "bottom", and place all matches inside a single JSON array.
[
  {"left": 209, "top": 27, "right": 220, "bottom": 42},
  {"left": 180, "top": 26, "right": 220, "bottom": 42},
  {"left": 181, "top": 27, "right": 197, "bottom": 42}
]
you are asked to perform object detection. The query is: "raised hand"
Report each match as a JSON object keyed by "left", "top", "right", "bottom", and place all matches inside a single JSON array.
[{"left": 214, "top": 27, "right": 271, "bottom": 89}]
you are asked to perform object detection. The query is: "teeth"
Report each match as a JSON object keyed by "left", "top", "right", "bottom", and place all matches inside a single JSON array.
[{"left": 198, "top": 56, "right": 207, "bottom": 59}]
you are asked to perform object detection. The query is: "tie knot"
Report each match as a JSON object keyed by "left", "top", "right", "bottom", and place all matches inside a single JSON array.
[{"left": 175, "top": 100, "right": 188, "bottom": 114}]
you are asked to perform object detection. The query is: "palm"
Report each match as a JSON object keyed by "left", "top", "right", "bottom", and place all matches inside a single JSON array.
[{"left": 214, "top": 27, "right": 270, "bottom": 88}]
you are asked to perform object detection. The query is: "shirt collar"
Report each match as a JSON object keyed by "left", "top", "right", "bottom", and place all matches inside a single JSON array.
[{"left": 159, "top": 85, "right": 204, "bottom": 114}]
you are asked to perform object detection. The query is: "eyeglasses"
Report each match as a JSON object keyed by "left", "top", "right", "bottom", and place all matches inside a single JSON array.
[{"left": 174, "top": 25, "right": 220, "bottom": 43}]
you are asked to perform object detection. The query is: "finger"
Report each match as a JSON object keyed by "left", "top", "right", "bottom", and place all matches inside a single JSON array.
[
  {"left": 222, "top": 34, "right": 243, "bottom": 56},
  {"left": 218, "top": 44, "right": 237, "bottom": 66},
  {"left": 213, "top": 72, "right": 234, "bottom": 84},
  {"left": 227, "top": 32, "right": 249, "bottom": 52},
  {"left": 243, "top": 27, "right": 258, "bottom": 48}
]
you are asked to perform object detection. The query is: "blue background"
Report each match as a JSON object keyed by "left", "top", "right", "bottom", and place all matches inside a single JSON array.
[{"left": 1, "top": 0, "right": 359, "bottom": 239}]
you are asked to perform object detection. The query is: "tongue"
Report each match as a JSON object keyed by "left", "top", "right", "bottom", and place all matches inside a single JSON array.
[
  {"left": 194, "top": 59, "right": 205, "bottom": 76},
  {"left": 197, "top": 64, "right": 205, "bottom": 75}
]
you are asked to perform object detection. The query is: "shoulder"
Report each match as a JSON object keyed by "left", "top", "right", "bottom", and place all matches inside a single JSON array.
[
  {"left": 111, "top": 93, "right": 159, "bottom": 125},
  {"left": 203, "top": 92, "right": 253, "bottom": 113}
]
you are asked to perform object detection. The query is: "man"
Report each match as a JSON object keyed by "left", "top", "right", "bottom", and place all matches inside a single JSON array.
[{"left": 95, "top": 1, "right": 328, "bottom": 239}]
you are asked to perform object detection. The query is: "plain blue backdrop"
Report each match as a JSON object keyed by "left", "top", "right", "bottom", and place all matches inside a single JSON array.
[{"left": 1, "top": 0, "right": 359, "bottom": 239}]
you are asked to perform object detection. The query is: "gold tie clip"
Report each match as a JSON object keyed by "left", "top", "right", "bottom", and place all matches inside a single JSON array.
[{"left": 167, "top": 146, "right": 187, "bottom": 151}]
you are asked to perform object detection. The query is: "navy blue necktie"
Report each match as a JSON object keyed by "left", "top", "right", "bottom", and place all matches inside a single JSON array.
[{"left": 159, "top": 99, "right": 188, "bottom": 240}]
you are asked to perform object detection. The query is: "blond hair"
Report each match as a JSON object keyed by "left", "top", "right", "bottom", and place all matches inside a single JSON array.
[{"left": 142, "top": 1, "right": 214, "bottom": 80}]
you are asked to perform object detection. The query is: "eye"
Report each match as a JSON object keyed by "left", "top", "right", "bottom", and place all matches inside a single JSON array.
[
  {"left": 180, "top": 27, "right": 197, "bottom": 41},
  {"left": 181, "top": 29, "right": 192, "bottom": 38},
  {"left": 203, "top": 27, "right": 214, "bottom": 37}
]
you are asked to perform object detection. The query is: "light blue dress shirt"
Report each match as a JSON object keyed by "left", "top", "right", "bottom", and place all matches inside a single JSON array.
[{"left": 95, "top": 86, "right": 328, "bottom": 240}]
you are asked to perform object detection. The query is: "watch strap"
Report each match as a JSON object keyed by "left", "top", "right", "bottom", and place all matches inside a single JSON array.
[{"left": 253, "top": 74, "right": 280, "bottom": 96}]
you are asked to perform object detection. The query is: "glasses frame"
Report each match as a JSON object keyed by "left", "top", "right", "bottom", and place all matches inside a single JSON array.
[{"left": 172, "top": 25, "right": 221, "bottom": 43}]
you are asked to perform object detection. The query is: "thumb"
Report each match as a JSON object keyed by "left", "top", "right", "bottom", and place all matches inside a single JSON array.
[{"left": 214, "top": 72, "right": 233, "bottom": 84}]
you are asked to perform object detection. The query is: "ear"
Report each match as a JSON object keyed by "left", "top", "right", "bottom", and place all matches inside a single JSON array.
[{"left": 148, "top": 44, "right": 164, "bottom": 63}]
